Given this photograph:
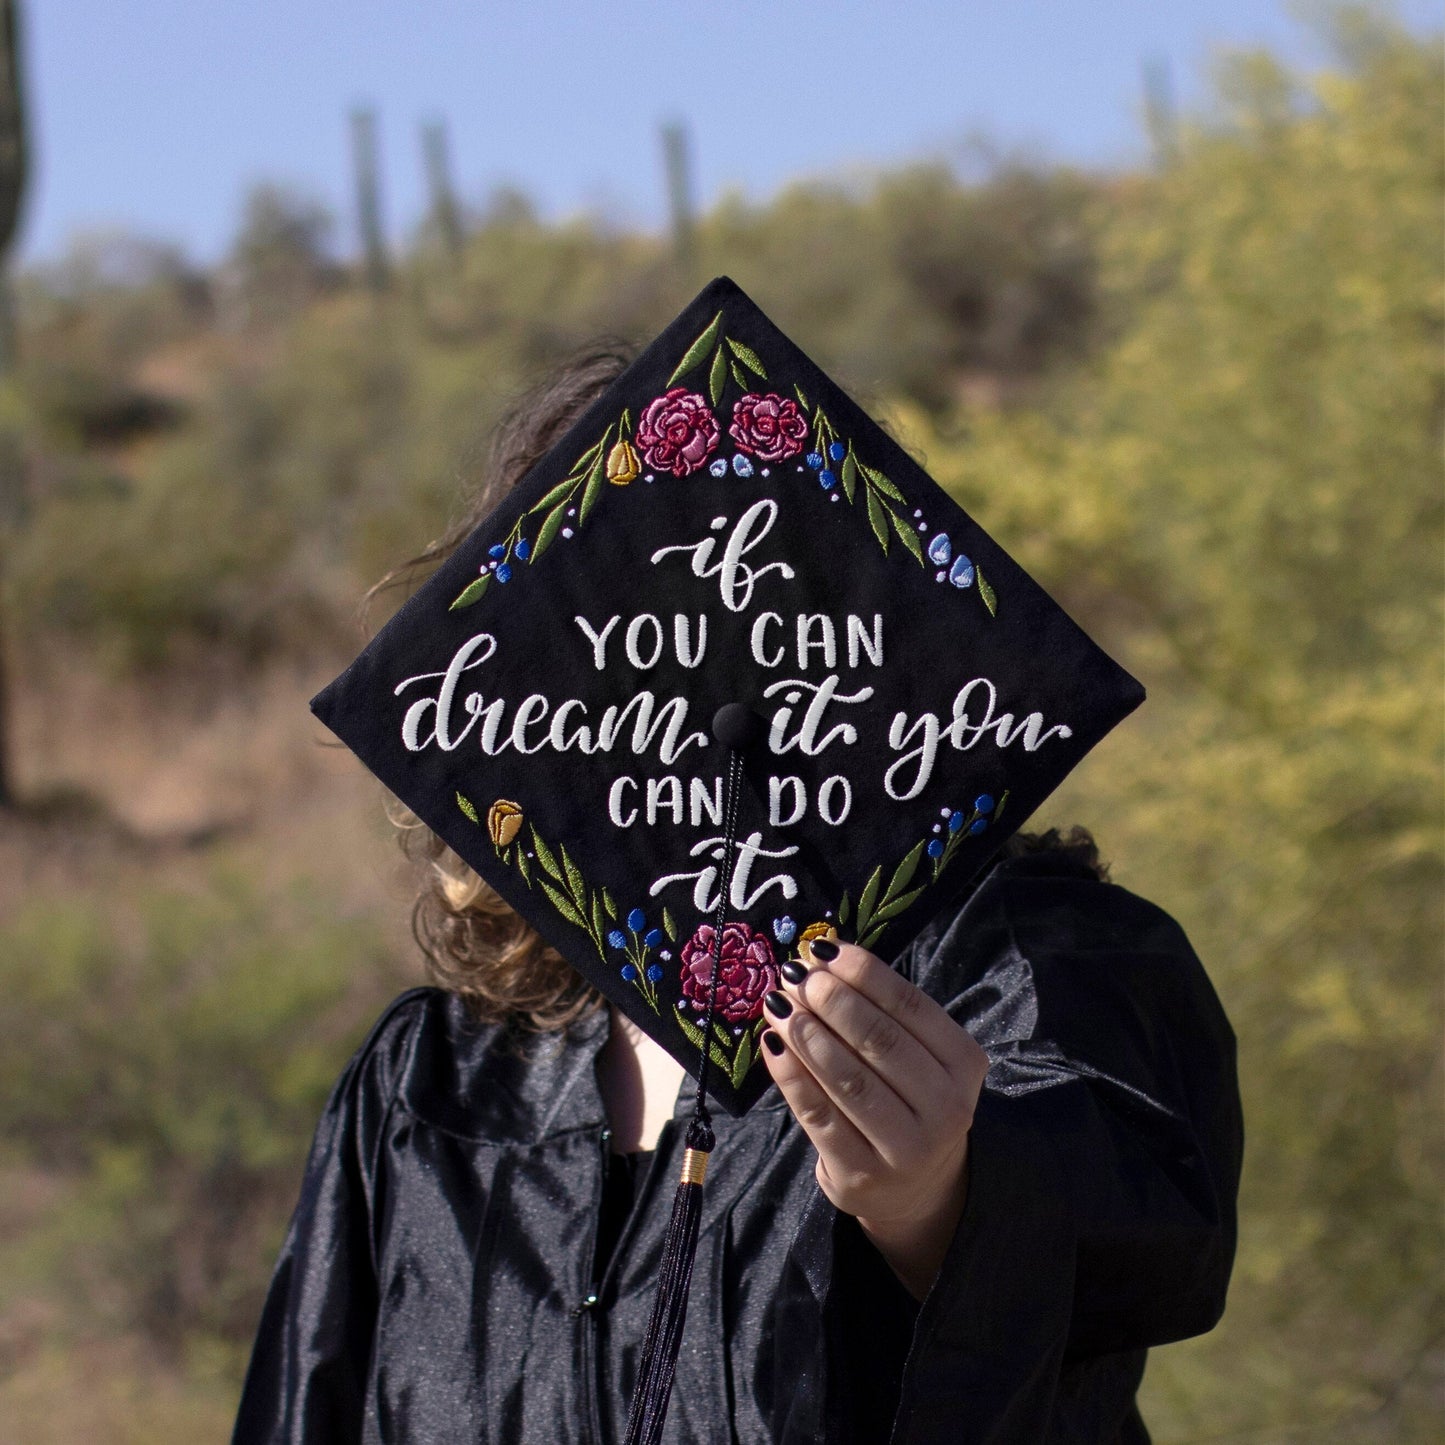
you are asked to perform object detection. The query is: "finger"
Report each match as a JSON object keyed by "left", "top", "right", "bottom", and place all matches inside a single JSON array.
[
  {"left": 760, "top": 1026, "right": 880, "bottom": 1178},
  {"left": 763, "top": 994, "right": 919, "bottom": 1165},
  {"left": 806, "top": 941, "right": 988, "bottom": 1082},
  {"left": 778, "top": 962, "right": 950, "bottom": 1119}
]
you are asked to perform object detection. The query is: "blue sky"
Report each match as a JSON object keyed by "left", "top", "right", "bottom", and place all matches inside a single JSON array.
[{"left": 17, "top": 0, "right": 1443, "bottom": 265}]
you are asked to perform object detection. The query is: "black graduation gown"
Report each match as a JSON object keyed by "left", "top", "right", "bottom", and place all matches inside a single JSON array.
[{"left": 231, "top": 852, "right": 1243, "bottom": 1444}]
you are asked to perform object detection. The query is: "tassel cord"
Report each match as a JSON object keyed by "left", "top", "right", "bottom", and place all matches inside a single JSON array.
[{"left": 622, "top": 747, "right": 746, "bottom": 1445}]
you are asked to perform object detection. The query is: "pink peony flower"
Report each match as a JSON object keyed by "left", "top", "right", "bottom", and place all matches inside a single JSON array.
[
  {"left": 635, "top": 388, "right": 720, "bottom": 477},
  {"left": 679, "top": 921, "right": 779, "bottom": 1024},
  {"left": 729, "top": 392, "right": 809, "bottom": 463}
]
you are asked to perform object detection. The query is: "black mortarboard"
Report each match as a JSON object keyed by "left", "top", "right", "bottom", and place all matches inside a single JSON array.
[{"left": 310, "top": 276, "right": 1143, "bottom": 1440}]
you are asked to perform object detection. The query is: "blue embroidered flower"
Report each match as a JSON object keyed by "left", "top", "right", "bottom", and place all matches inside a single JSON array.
[
  {"left": 488, "top": 543, "right": 506, "bottom": 559},
  {"left": 495, "top": 563, "right": 513, "bottom": 583},
  {"left": 948, "top": 811, "right": 966, "bottom": 833},
  {"left": 621, "top": 963, "right": 638, "bottom": 981},
  {"left": 805, "top": 451, "right": 823, "bottom": 470},
  {"left": 969, "top": 816, "right": 988, "bottom": 835},
  {"left": 607, "top": 929, "right": 627, "bottom": 950},
  {"left": 646, "top": 964, "right": 664, "bottom": 982},
  {"left": 948, "top": 555, "right": 975, "bottom": 589},
  {"left": 709, "top": 457, "right": 728, "bottom": 478},
  {"left": 828, "top": 441, "right": 846, "bottom": 463},
  {"left": 926, "top": 838, "right": 945, "bottom": 858},
  {"left": 819, "top": 469, "right": 837, "bottom": 490},
  {"left": 644, "top": 928, "right": 663, "bottom": 948},
  {"left": 927, "top": 532, "right": 952, "bottom": 566},
  {"left": 732, "top": 454, "right": 755, "bottom": 478},
  {"left": 974, "top": 793, "right": 995, "bottom": 814},
  {"left": 627, "top": 908, "right": 647, "bottom": 932},
  {"left": 773, "top": 916, "right": 797, "bottom": 945},
  {"left": 514, "top": 537, "right": 531, "bottom": 560}
]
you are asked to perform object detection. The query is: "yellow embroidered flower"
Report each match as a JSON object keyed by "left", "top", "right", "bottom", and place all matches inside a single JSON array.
[
  {"left": 606, "top": 438, "right": 642, "bottom": 485},
  {"left": 799, "top": 922, "right": 839, "bottom": 961},
  {"left": 487, "top": 799, "right": 524, "bottom": 848}
]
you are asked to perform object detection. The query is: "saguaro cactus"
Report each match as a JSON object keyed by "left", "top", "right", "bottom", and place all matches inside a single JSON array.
[
  {"left": 660, "top": 120, "right": 694, "bottom": 265},
  {"left": 0, "top": 0, "right": 29, "bottom": 809},
  {"left": 1142, "top": 56, "right": 1177, "bottom": 169},
  {"left": 350, "top": 107, "right": 389, "bottom": 293},
  {"left": 421, "top": 119, "right": 463, "bottom": 260}
]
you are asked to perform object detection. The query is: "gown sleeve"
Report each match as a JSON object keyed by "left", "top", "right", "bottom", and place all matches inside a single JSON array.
[
  {"left": 827, "top": 856, "right": 1244, "bottom": 1444},
  {"left": 230, "top": 989, "right": 428, "bottom": 1445}
]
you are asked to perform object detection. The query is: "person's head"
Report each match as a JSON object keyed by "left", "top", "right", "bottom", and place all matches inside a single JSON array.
[
  {"left": 369, "top": 346, "right": 1108, "bottom": 1035},
  {"left": 370, "top": 346, "right": 635, "bottom": 1033}
]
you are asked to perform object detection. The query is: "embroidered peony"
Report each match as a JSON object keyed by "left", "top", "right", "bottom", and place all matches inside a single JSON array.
[
  {"left": 679, "top": 921, "right": 779, "bottom": 1024},
  {"left": 635, "top": 388, "right": 719, "bottom": 477},
  {"left": 729, "top": 392, "right": 809, "bottom": 463}
]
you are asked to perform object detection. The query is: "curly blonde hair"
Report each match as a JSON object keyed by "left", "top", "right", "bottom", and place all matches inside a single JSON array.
[{"left": 368, "top": 349, "right": 1108, "bottom": 1033}]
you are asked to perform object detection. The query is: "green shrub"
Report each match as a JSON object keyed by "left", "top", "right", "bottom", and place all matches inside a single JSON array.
[{"left": 0, "top": 869, "right": 401, "bottom": 1357}]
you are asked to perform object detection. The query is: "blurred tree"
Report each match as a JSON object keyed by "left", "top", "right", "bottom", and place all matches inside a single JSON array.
[
  {"left": 228, "top": 183, "right": 335, "bottom": 322},
  {"left": 909, "top": 12, "right": 1443, "bottom": 1435}
]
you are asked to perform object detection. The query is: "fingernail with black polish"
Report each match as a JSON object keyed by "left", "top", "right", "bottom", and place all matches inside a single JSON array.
[
  {"left": 763, "top": 1031, "right": 785, "bottom": 1056},
  {"left": 780, "top": 959, "right": 807, "bottom": 985},
  {"left": 764, "top": 990, "right": 792, "bottom": 1019},
  {"left": 809, "top": 938, "right": 840, "bottom": 962}
]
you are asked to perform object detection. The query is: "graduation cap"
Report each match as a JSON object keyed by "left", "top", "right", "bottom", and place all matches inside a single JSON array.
[{"left": 311, "top": 276, "right": 1143, "bottom": 1442}]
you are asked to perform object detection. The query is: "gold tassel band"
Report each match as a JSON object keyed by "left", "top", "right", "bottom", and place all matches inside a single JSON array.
[{"left": 679, "top": 1147, "right": 710, "bottom": 1186}]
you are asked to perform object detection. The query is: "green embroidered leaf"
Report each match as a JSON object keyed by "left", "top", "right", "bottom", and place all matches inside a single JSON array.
[
  {"left": 731, "top": 1031, "right": 753, "bottom": 1089},
  {"left": 530, "top": 826, "right": 564, "bottom": 883},
  {"left": 456, "top": 792, "right": 480, "bottom": 824},
  {"left": 579, "top": 450, "right": 608, "bottom": 526},
  {"left": 857, "top": 922, "right": 889, "bottom": 952},
  {"left": 560, "top": 845, "right": 588, "bottom": 908},
  {"left": 712, "top": 1020, "right": 735, "bottom": 1050},
  {"left": 864, "top": 485, "right": 890, "bottom": 554},
  {"left": 794, "top": 383, "right": 809, "bottom": 409},
  {"left": 709, "top": 344, "right": 726, "bottom": 406},
  {"left": 860, "top": 462, "right": 906, "bottom": 504},
  {"left": 449, "top": 575, "right": 490, "bottom": 611},
  {"left": 889, "top": 507, "right": 925, "bottom": 565},
  {"left": 667, "top": 309, "right": 723, "bottom": 385},
  {"left": 663, "top": 907, "right": 678, "bottom": 942},
  {"left": 540, "top": 879, "right": 589, "bottom": 933},
  {"left": 530, "top": 501, "right": 570, "bottom": 562},
  {"left": 841, "top": 447, "right": 858, "bottom": 504},
  {"left": 855, "top": 865, "right": 884, "bottom": 937},
  {"left": 590, "top": 894, "right": 606, "bottom": 948},
  {"left": 528, "top": 474, "right": 582, "bottom": 515},
  {"left": 730, "top": 360, "right": 749, "bottom": 391},
  {"left": 726, "top": 337, "right": 767, "bottom": 378},
  {"left": 885, "top": 839, "right": 925, "bottom": 903},
  {"left": 837, "top": 892, "right": 851, "bottom": 928},
  {"left": 993, "top": 789, "right": 1010, "bottom": 825},
  {"left": 619, "top": 407, "right": 632, "bottom": 435},
  {"left": 674, "top": 1010, "right": 732, "bottom": 1074},
  {"left": 866, "top": 885, "right": 926, "bottom": 932},
  {"left": 977, "top": 568, "right": 998, "bottom": 617},
  {"left": 602, "top": 888, "right": 618, "bottom": 921},
  {"left": 516, "top": 849, "right": 532, "bottom": 887}
]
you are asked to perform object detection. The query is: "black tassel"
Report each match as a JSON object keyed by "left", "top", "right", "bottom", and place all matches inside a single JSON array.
[
  {"left": 623, "top": 741, "right": 748, "bottom": 1445},
  {"left": 621, "top": 1115, "right": 715, "bottom": 1445}
]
